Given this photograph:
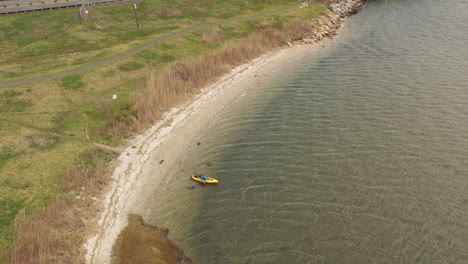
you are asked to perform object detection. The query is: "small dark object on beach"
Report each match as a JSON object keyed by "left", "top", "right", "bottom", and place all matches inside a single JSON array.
[
  {"left": 159, "top": 159, "right": 164, "bottom": 164},
  {"left": 197, "top": 142, "right": 201, "bottom": 146},
  {"left": 187, "top": 186, "right": 195, "bottom": 190},
  {"left": 206, "top": 162, "right": 212, "bottom": 167}
]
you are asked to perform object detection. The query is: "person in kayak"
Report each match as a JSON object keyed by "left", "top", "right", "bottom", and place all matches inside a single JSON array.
[{"left": 198, "top": 175, "right": 209, "bottom": 184}]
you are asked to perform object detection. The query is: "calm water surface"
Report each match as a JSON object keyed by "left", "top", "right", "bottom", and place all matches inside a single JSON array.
[{"left": 148, "top": 0, "right": 468, "bottom": 263}]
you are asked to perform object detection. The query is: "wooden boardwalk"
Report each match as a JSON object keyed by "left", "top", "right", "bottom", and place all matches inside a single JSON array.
[{"left": 0, "top": 0, "right": 148, "bottom": 15}]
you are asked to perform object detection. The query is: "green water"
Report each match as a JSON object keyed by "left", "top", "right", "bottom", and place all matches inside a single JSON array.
[{"left": 148, "top": 0, "right": 468, "bottom": 263}]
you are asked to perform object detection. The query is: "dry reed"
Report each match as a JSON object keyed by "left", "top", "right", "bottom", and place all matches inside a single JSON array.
[
  {"left": 11, "top": 149, "right": 112, "bottom": 264},
  {"left": 11, "top": 201, "right": 83, "bottom": 264},
  {"left": 200, "top": 30, "right": 224, "bottom": 44},
  {"left": 133, "top": 21, "right": 312, "bottom": 130},
  {"left": 61, "top": 162, "right": 107, "bottom": 192}
]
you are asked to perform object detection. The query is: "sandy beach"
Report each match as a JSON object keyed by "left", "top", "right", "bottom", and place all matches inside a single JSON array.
[
  {"left": 84, "top": 42, "right": 332, "bottom": 263},
  {"left": 83, "top": 1, "right": 368, "bottom": 260}
]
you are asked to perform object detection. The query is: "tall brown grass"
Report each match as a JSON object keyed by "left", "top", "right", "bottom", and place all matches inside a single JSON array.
[
  {"left": 134, "top": 21, "right": 314, "bottom": 130},
  {"left": 11, "top": 149, "right": 112, "bottom": 264},
  {"left": 11, "top": 201, "right": 83, "bottom": 264},
  {"left": 200, "top": 30, "right": 224, "bottom": 44},
  {"left": 61, "top": 162, "right": 107, "bottom": 192}
]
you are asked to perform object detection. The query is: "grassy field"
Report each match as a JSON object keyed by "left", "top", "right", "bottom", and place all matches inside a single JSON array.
[
  {"left": 0, "top": 0, "right": 328, "bottom": 262},
  {"left": 0, "top": 0, "right": 301, "bottom": 82}
]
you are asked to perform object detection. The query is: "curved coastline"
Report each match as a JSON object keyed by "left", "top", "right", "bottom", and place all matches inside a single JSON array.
[{"left": 84, "top": 1, "right": 366, "bottom": 262}]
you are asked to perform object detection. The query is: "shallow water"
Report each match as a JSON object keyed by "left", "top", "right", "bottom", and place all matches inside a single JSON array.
[{"left": 148, "top": 0, "right": 468, "bottom": 263}]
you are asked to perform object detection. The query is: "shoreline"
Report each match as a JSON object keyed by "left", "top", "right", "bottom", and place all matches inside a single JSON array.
[{"left": 84, "top": 1, "right": 365, "bottom": 263}]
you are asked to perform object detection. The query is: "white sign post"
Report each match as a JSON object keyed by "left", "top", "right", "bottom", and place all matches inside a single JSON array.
[{"left": 132, "top": 2, "right": 140, "bottom": 29}]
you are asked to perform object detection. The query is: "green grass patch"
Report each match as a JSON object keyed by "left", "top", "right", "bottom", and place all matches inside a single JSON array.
[
  {"left": 0, "top": 0, "right": 299, "bottom": 81},
  {"left": 0, "top": 146, "right": 21, "bottom": 169},
  {"left": 160, "top": 43, "right": 175, "bottom": 50},
  {"left": 3, "top": 90, "right": 22, "bottom": 98},
  {"left": 159, "top": 55, "right": 176, "bottom": 63},
  {"left": 118, "top": 61, "right": 145, "bottom": 72},
  {"left": 0, "top": 98, "right": 32, "bottom": 113},
  {"left": 61, "top": 74, "right": 84, "bottom": 90},
  {"left": 137, "top": 50, "right": 159, "bottom": 62},
  {"left": 0, "top": 200, "right": 24, "bottom": 242}
]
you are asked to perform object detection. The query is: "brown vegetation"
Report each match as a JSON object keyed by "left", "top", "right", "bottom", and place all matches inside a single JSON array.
[
  {"left": 11, "top": 201, "right": 83, "bottom": 264},
  {"left": 154, "top": 7, "right": 183, "bottom": 17},
  {"left": 11, "top": 149, "right": 113, "bottom": 264},
  {"left": 133, "top": 21, "right": 314, "bottom": 132},
  {"left": 200, "top": 30, "right": 224, "bottom": 44},
  {"left": 61, "top": 162, "right": 107, "bottom": 192}
]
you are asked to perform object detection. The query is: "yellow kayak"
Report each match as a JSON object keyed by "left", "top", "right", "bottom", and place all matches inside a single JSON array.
[{"left": 191, "top": 175, "right": 219, "bottom": 184}]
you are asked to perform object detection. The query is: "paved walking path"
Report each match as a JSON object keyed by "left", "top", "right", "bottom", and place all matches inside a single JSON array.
[{"left": 0, "top": 3, "right": 303, "bottom": 87}]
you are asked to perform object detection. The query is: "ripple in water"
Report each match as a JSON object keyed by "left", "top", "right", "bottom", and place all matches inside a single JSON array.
[{"left": 149, "top": 0, "right": 468, "bottom": 263}]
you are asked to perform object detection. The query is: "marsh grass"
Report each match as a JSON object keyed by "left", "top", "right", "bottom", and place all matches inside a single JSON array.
[
  {"left": 11, "top": 148, "right": 115, "bottom": 264},
  {"left": 133, "top": 20, "right": 316, "bottom": 131},
  {"left": 11, "top": 200, "right": 83, "bottom": 264}
]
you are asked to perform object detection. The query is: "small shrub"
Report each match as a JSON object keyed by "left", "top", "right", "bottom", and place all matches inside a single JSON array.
[
  {"left": 61, "top": 75, "right": 84, "bottom": 90},
  {"left": 28, "top": 134, "right": 60, "bottom": 150},
  {"left": 200, "top": 30, "right": 223, "bottom": 44}
]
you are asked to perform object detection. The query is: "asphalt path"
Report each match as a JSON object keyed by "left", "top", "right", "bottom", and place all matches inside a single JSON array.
[{"left": 0, "top": 3, "right": 303, "bottom": 87}]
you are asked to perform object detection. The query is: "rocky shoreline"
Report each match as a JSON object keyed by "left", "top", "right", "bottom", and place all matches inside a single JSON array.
[{"left": 293, "top": 0, "right": 365, "bottom": 44}]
